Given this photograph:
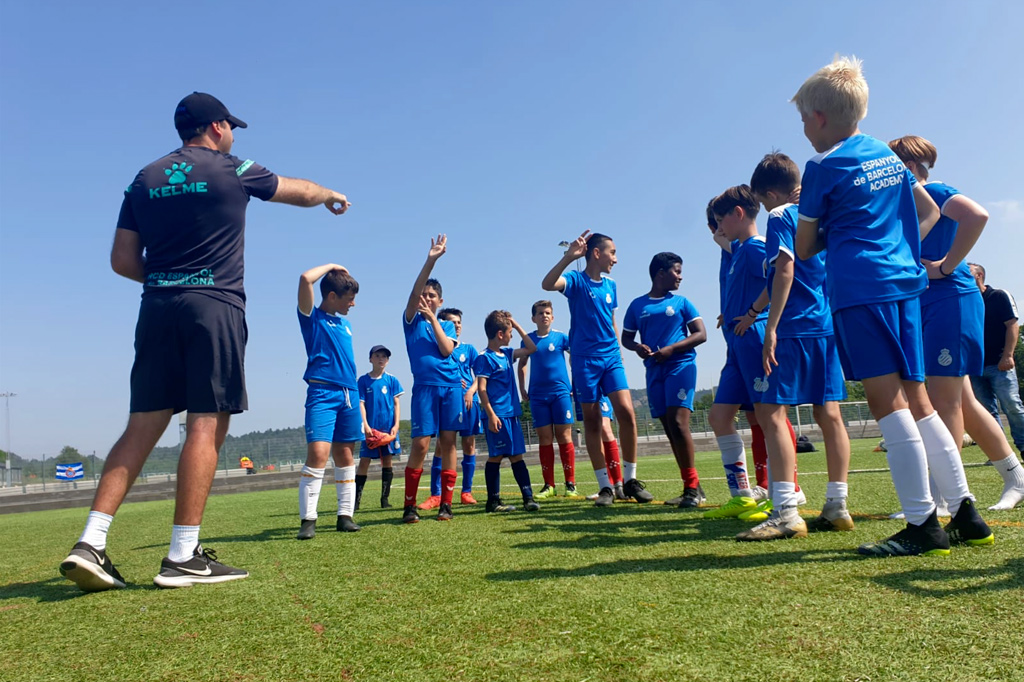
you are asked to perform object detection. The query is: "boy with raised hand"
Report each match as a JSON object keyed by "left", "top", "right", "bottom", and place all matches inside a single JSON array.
[
  {"left": 355, "top": 345, "right": 403, "bottom": 511},
  {"left": 737, "top": 152, "right": 854, "bottom": 542},
  {"left": 401, "top": 235, "right": 462, "bottom": 523},
  {"left": 793, "top": 56, "right": 991, "bottom": 555},
  {"left": 542, "top": 231, "right": 654, "bottom": 506},
  {"left": 474, "top": 311, "right": 539, "bottom": 512},
  {"left": 517, "top": 300, "right": 581, "bottom": 498},
  {"left": 622, "top": 252, "right": 708, "bottom": 508},
  {"left": 420, "top": 308, "right": 483, "bottom": 509},
  {"left": 295, "top": 264, "right": 362, "bottom": 541}
]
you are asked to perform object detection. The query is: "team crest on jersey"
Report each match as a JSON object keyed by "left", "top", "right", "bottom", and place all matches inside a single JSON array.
[
  {"left": 459, "top": 353, "right": 466, "bottom": 363},
  {"left": 548, "top": 343, "right": 555, "bottom": 352},
  {"left": 753, "top": 377, "right": 769, "bottom": 393},
  {"left": 677, "top": 388, "right": 688, "bottom": 401},
  {"left": 382, "top": 386, "right": 388, "bottom": 395},
  {"left": 605, "top": 293, "right": 612, "bottom": 304},
  {"left": 601, "top": 401, "right": 610, "bottom": 412},
  {"left": 938, "top": 349, "right": 953, "bottom": 367},
  {"left": 666, "top": 306, "right": 675, "bottom": 316}
]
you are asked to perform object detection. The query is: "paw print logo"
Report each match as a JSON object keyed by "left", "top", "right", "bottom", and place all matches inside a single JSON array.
[
  {"left": 753, "top": 377, "right": 769, "bottom": 393},
  {"left": 938, "top": 349, "right": 953, "bottom": 367},
  {"left": 164, "top": 162, "right": 193, "bottom": 184}
]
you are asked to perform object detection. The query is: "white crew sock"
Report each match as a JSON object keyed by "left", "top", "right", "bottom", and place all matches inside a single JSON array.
[
  {"left": 298, "top": 466, "right": 326, "bottom": 520},
  {"left": 717, "top": 434, "right": 752, "bottom": 496},
  {"left": 79, "top": 511, "right": 113, "bottom": 550},
  {"left": 773, "top": 481, "right": 801, "bottom": 521},
  {"left": 594, "top": 467, "right": 612, "bottom": 491},
  {"left": 878, "top": 410, "right": 933, "bottom": 526},
  {"left": 335, "top": 466, "right": 356, "bottom": 517},
  {"left": 825, "top": 481, "right": 848, "bottom": 502},
  {"left": 916, "top": 412, "right": 973, "bottom": 516},
  {"left": 623, "top": 461, "right": 637, "bottom": 482},
  {"left": 990, "top": 455, "right": 1024, "bottom": 510},
  {"left": 168, "top": 525, "right": 200, "bottom": 563}
]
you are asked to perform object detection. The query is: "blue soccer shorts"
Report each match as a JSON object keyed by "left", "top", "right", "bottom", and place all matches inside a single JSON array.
[
  {"left": 410, "top": 384, "right": 463, "bottom": 438},
  {"left": 646, "top": 362, "right": 697, "bottom": 417},
  {"left": 714, "top": 322, "right": 766, "bottom": 406},
  {"left": 833, "top": 298, "right": 925, "bottom": 382},
  {"left": 760, "top": 335, "right": 847, "bottom": 406},
  {"left": 529, "top": 393, "right": 575, "bottom": 428},
  {"left": 459, "top": 398, "right": 486, "bottom": 437},
  {"left": 921, "top": 291, "right": 984, "bottom": 378},
  {"left": 484, "top": 416, "right": 527, "bottom": 457},
  {"left": 571, "top": 354, "right": 629, "bottom": 404},
  {"left": 305, "top": 384, "right": 364, "bottom": 444}
]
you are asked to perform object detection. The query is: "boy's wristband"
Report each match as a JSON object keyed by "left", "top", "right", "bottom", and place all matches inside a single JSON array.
[
  {"left": 747, "top": 306, "right": 760, "bottom": 318},
  {"left": 938, "top": 262, "right": 951, "bottom": 277}
]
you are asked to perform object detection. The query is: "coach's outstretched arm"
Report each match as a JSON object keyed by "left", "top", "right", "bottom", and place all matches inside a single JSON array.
[
  {"left": 270, "top": 176, "right": 351, "bottom": 215},
  {"left": 542, "top": 230, "right": 590, "bottom": 292}
]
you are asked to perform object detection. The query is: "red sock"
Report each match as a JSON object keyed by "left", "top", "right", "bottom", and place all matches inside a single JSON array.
[
  {"left": 558, "top": 442, "right": 576, "bottom": 484},
  {"left": 750, "top": 424, "right": 768, "bottom": 489},
  {"left": 681, "top": 467, "right": 699, "bottom": 489},
  {"left": 404, "top": 468, "right": 423, "bottom": 506},
  {"left": 604, "top": 440, "right": 623, "bottom": 485},
  {"left": 440, "top": 469, "right": 457, "bottom": 505},
  {"left": 785, "top": 418, "right": 800, "bottom": 492},
  {"left": 539, "top": 444, "right": 556, "bottom": 487}
]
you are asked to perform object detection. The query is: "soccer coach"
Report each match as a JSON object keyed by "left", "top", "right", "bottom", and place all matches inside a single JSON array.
[{"left": 60, "top": 92, "right": 351, "bottom": 591}]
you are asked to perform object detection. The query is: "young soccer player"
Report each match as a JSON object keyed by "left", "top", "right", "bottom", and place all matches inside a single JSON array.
[
  {"left": 621, "top": 252, "right": 708, "bottom": 508},
  {"left": 420, "top": 308, "right": 484, "bottom": 509},
  {"left": 474, "top": 311, "right": 539, "bottom": 512},
  {"left": 738, "top": 152, "right": 854, "bottom": 541},
  {"left": 542, "top": 231, "right": 654, "bottom": 506},
  {"left": 355, "top": 345, "right": 403, "bottom": 510},
  {"left": 517, "top": 300, "right": 581, "bottom": 498},
  {"left": 889, "top": 136, "right": 1024, "bottom": 511},
  {"left": 577, "top": 393, "right": 627, "bottom": 500},
  {"left": 793, "top": 56, "right": 992, "bottom": 555},
  {"left": 296, "top": 264, "right": 362, "bottom": 540},
  {"left": 401, "top": 235, "right": 462, "bottom": 523}
]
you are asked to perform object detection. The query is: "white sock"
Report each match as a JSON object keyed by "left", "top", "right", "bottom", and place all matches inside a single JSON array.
[
  {"left": 79, "top": 511, "right": 113, "bottom": 550},
  {"left": 916, "top": 412, "right": 973, "bottom": 516},
  {"left": 595, "top": 467, "right": 611, "bottom": 490},
  {"left": 298, "top": 466, "right": 325, "bottom": 520},
  {"left": 990, "top": 455, "right": 1024, "bottom": 510},
  {"left": 335, "top": 466, "right": 356, "bottom": 517},
  {"left": 773, "top": 481, "right": 800, "bottom": 520},
  {"left": 825, "top": 481, "right": 848, "bottom": 503},
  {"left": 623, "top": 461, "right": 637, "bottom": 482},
  {"left": 168, "top": 525, "right": 200, "bottom": 563},
  {"left": 717, "top": 434, "right": 751, "bottom": 496},
  {"left": 878, "top": 410, "right": 934, "bottom": 526}
]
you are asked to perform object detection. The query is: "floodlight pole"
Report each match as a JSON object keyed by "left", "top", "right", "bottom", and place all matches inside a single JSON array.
[{"left": 1, "top": 392, "right": 14, "bottom": 488}]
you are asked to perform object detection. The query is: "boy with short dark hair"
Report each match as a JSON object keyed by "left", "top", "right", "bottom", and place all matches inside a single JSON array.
[
  {"left": 355, "top": 345, "right": 403, "bottom": 510},
  {"left": 517, "top": 300, "right": 580, "bottom": 498},
  {"left": 542, "top": 231, "right": 654, "bottom": 506},
  {"left": 295, "top": 264, "right": 363, "bottom": 540},
  {"left": 473, "top": 311, "right": 539, "bottom": 512},
  {"left": 622, "top": 252, "right": 708, "bottom": 508},
  {"left": 793, "top": 55, "right": 991, "bottom": 555},
  {"left": 401, "top": 235, "right": 462, "bottom": 523},
  {"left": 739, "top": 151, "right": 853, "bottom": 541}
]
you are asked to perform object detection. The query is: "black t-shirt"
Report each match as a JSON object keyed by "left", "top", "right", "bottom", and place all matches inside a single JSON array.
[
  {"left": 981, "top": 285, "right": 1020, "bottom": 366},
  {"left": 116, "top": 146, "right": 279, "bottom": 310}
]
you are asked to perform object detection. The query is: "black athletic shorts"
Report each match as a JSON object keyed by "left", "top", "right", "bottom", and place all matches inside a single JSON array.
[{"left": 129, "top": 292, "right": 248, "bottom": 414}]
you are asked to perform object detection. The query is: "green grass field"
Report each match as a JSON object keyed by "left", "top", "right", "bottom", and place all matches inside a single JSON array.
[{"left": 3, "top": 438, "right": 1023, "bottom": 682}]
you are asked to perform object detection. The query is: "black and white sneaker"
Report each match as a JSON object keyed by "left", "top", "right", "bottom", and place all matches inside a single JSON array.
[
  {"left": 678, "top": 485, "right": 707, "bottom": 509},
  {"left": 594, "top": 487, "right": 615, "bottom": 507},
  {"left": 944, "top": 498, "right": 994, "bottom": 547},
  {"left": 59, "top": 542, "right": 126, "bottom": 592},
  {"left": 857, "top": 512, "right": 950, "bottom": 557},
  {"left": 623, "top": 479, "right": 654, "bottom": 503},
  {"left": 485, "top": 497, "right": 516, "bottom": 513},
  {"left": 153, "top": 545, "right": 248, "bottom": 588},
  {"left": 297, "top": 519, "right": 316, "bottom": 540},
  {"left": 523, "top": 496, "right": 540, "bottom": 512}
]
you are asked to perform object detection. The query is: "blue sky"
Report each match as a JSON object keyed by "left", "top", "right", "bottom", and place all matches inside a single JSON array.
[{"left": 1, "top": 1, "right": 1022, "bottom": 459}]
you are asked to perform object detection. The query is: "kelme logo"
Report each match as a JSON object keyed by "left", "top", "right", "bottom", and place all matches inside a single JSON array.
[
  {"left": 165, "top": 162, "right": 192, "bottom": 184},
  {"left": 149, "top": 162, "right": 208, "bottom": 199}
]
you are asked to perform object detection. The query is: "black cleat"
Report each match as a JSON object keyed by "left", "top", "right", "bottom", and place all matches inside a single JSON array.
[
  {"left": 678, "top": 485, "right": 707, "bottom": 509},
  {"left": 336, "top": 515, "right": 361, "bottom": 532},
  {"left": 623, "top": 479, "right": 654, "bottom": 503},
  {"left": 59, "top": 542, "right": 126, "bottom": 592},
  {"left": 402, "top": 505, "right": 420, "bottom": 524},
  {"left": 523, "top": 497, "right": 540, "bottom": 512},
  {"left": 944, "top": 498, "right": 994, "bottom": 547},
  {"left": 297, "top": 519, "right": 317, "bottom": 540},
  {"left": 153, "top": 545, "right": 248, "bottom": 588},
  {"left": 437, "top": 503, "right": 454, "bottom": 521},
  {"left": 594, "top": 487, "right": 615, "bottom": 507},
  {"left": 486, "top": 497, "right": 516, "bottom": 513},
  {"left": 858, "top": 511, "right": 950, "bottom": 557},
  {"left": 380, "top": 496, "right": 392, "bottom": 508}
]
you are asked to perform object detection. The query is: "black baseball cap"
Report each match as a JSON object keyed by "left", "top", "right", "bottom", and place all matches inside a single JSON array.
[
  {"left": 369, "top": 345, "right": 391, "bottom": 359},
  {"left": 174, "top": 92, "right": 248, "bottom": 131}
]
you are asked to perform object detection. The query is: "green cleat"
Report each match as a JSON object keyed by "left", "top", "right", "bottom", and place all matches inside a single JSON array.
[
  {"left": 563, "top": 483, "right": 583, "bottom": 498},
  {"left": 944, "top": 498, "right": 994, "bottom": 547},
  {"left": 738, "top": 499, "right": 772, "bottom": 523},
  {"left": 535, "top": 484, "right": 557, "bottom": 499},
  {"left": 702, "top": 496, "right": 757, "bottom": 519}
]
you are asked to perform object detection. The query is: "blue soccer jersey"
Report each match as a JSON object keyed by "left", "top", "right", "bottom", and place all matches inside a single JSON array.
[
  {"left": 765, "top": 204, "right": 832, "bottom": 338},
  {"left": 622, "top": 294, "right": 701, "bottom": 369},
  {"left": 473, "top": 347, "right": 522, "bottom": 418},
  {"left": 723, "top": 235, "right": 769, "bottom": 332},
  {"left": 920, "top": 182, "right": 977, "bottom": 304},
  {"left": 453, "top": 342, "right": 480, "bottom": 391},
  {"left": 798, "top": 134, "right": 927, "bottom": 312},
  {"left": 402, "top": 312, "right": 459, "bottom": 387},
  {"left": 358, "top": 372, "right": 404, "bottom": 431},
  {"left": 718, "top": 247, "right": 734, "bottom": 314},
  {"left": 522, "top": 330, "right": 571, "bottom": 397},
  {"left": 561, "top": 270, "right": 619, "bottom": 357},
  {"left": 298, "top": 307, "right": 358, "bottom": 389}
]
